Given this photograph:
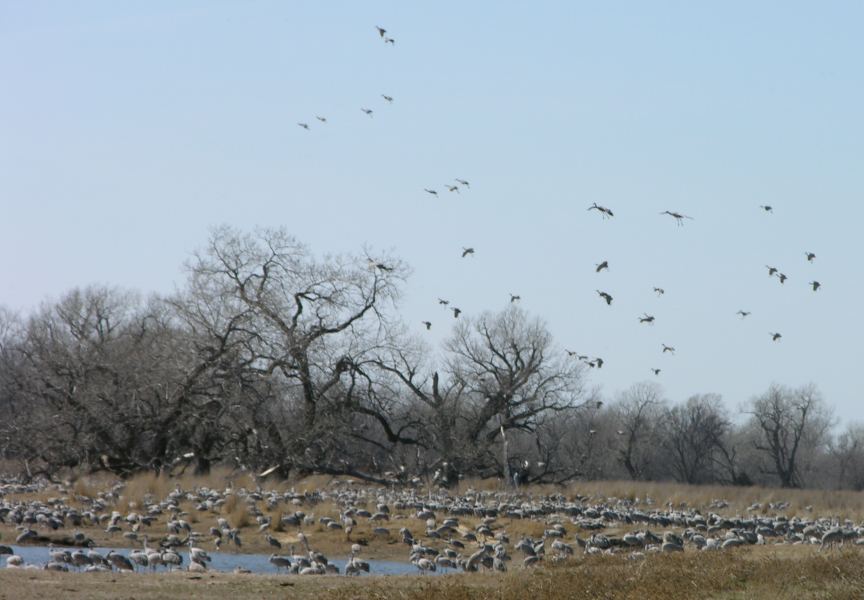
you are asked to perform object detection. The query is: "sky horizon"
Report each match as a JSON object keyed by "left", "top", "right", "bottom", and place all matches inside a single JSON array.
[{"left": 1, "top": 2, "right": 861, "bottom": 422}]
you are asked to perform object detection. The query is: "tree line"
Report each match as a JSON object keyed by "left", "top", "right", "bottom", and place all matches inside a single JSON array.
[{"left": 0, "top": 226, "right": 857, "bottom": 489}]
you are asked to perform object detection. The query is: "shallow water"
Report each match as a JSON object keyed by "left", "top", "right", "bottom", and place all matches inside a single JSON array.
[{"left": 5, "top": 545, "right": 442, "bottom": 576}]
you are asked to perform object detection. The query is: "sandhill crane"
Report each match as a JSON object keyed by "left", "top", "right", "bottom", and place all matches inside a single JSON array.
[
  {"left": 777, "top": 272, "right": 788, "bottom": 284},
  {"left": 455, "top": 178, "right": 470, "bottom": 188},
  {"left": 361, "top": 108, "right": 373, "bottom": 117},
  {"left": 452, "top": 307, "right": 461, "bottom": 318},
  {"left": 737, "top": 310, "right": 751, "bottom": 318},
  {"left": 588, "top": 202, "right": 614, "bottom": 218},
  {"left": 161, "top": 549, "right": 182, "bottom": 570},
  {"left": 421, "top": 321, "right": 432, "bottom": 330},
  {"left": 591, "top": 357, "right": 604, "bottom": 369},
  {"left": 265, "top": 533, "right": 282, "bottom": 549},
  {"left": 384, "top": 37, "right": 395, "bottom": 44},
  {"left": 106, "top": 550, "right": 134, "bottom": 572},
  {"left": 424, "top": 188, "right": 438, "bottom": 196},
  {"left": 810, "top": 281, "right": 821, "bottom": 291},
  {"left": 595, "top": 260, "right": 609, "bottom": 272},
  {"left": 447, "top": 184, "right": 460, "bottom": 193},
  {"left": 652, "top": 368, "right": 661, "bottom": 376},
  {"left": 269, "top": 554, "right": 292, "bottom": 573},
  {"left": 510, "top": 293, "right": 521, "bottom": 302},
  {"left": 639, "top": 314, "right": 655, "bottom": 324},
  {"left": 770, "top": 332, "right": 782, "bottom": 341},
  {"left": 661, "top": 210, "right": 693, "bottom": 226},
  {"left": 820, "top": 528, "right": 844, "bottom": 551},
  {"left": 596, "top": 290, "right": 613, "bottom": 305},
  {"left": 382, "top": 94, "right": 393, "bottom": 103},
  {"left": 297, "top": 122, "right": 310, "bottom": 130},
  {"left": 662, "top": 344, "right": 675, "bottom": 354},
  {"left": 759, "top": 205, "right": 773, "bottom": 213},
  {"left": 315, "top": 115, "right": 327, "bottom": 123},
  {"left": 806, "top": 252, "right": 816, "bottom": 262},
  {"left": 376, "top": 26, "right": 386, "bottom": 37},
  {"left": 766, "top": 265, "right": 778, "bottom": 277},
  {"left": 461, "top": 247, "right": 475, "bottom": 257},
  {"left": 654, "top": 287, "right": 665, "bottom": 296}
]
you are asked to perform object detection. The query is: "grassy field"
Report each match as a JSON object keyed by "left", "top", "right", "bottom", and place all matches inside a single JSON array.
[
  {"left": 5, "top": 471, "right": 864, "bottom": 598},
  {"left": 2, "top": 545, "right": 863, "bottom": 599}
]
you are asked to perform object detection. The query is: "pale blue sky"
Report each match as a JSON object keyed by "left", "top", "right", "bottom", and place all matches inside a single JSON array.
[{"left": 1, "top": 2, "right": 861, "bottom": 421}]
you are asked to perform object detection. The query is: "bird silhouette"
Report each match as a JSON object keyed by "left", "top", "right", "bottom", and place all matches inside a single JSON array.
[
  {"left": 424, "top": 188, "right": 438, "bottom": 196},
  {"left": 596, "top": 290, "right": 613, "bottom": 305},
  {"left": 361, "top": 108, "right": 373, "bottom": 117},
  {"left": 298, "top": 122, "right": 310, "bottom": 130},
  {"left": 662, "top": 344, "right": 675, "bottom": 354},
  {"left": 639, "top": 314, "right": 655, "bottom": 324},
  {"left": 777, "top": 272, "right": 788, "bottom": 284},
  {"left": 382, "top": 95, "right": 393, "bottom": 103},
  {"left": 766, "top": 266, "right": 779, "bottom": 277},
  {"left": 376, "top": 26, "right": 387, "bottom": 37},
  {"left": 455, "top": 178, "right": 470, "bottom": 188},
  {"left": 805, "top": 252, "right": 816, "bottom": 262},
  {"left": 810, "top": 281, "right": 821, "bottom": 291},
  {"left": 588, "top": 203, "right": 614, "bottom": 218},
  {"left": 660, "top": 210, "right": 694, "bottom": 226},
  {"left": 595, "top": 358, "right": 604, "bottom": 368},
  {"left": 452, "top": 307, "right": 462, "bottom": 318},
  {"left": 737, "top": 310, "right": 751, "bottom": 318},
  {"left": 461, "top": 247, "right": 475, "bottom": 258},
  {"left": 770, "top": 332, "right": 782, "bottom": 341},
  {"left": 759, "top": 205, "right": 773, "bottom": 213},
  {"left": 384, "top": 37, "right": 395, "bottom": 45},
  {"left": 315, "top": 116, "right": 327, "bottom": 123},
  {"left": 653, "top": 287, "right": 665, "bottom": 296},
  {"left": 652, "top": 368, "right": 661, "bottom": 376},
  {"left": 595, "top": 261, "right": 609, "bottom": 273},
  {"left": 510, "top": 294, "right": 521, "bottom": 303},
  {"left": 421, "top": 321, "right": 432, "bottom": 330},
  {"left": 438, "top": 298, "right": 450, "bottom": 305},
  {"left": 447, "top": 185, "right": 460, "bottom": 193}
]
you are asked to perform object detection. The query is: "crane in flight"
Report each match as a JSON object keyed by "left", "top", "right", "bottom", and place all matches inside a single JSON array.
[
  {"left": 596, "top": 290, "right": 613, "bottom": 305},
  {"left": 587, "top": 203, "right": 614, "bottom": 218},
  {"left": 805, "top": 252, "right": 816, "bottom": 262},
  {"left": 438, "top": 298, "right": 450, "bottom": 305},
  {"left": 770, "top": 332, "right": 782, "bottom": 341},
  {"left": 737, "top": 310, "right": 751, "bottom": 319},
  {"left": 639, "top": 314, "right": 656, "bottom": 324},
  {"left": 452, "top": 307, "right": 462, "bottom": 318},
  {"left": 653, "top": 287, "right": 665, "bottom": 296},
  {"left": 662, "top": 344, "right": 675, "bottom": 354},
  {"left": 455, "top": 178, "right": 470, "bottom": 188},
  {"left": 759, "top": 205, "right": 773, "bottom": 213},
  {"left": 660, "top": 210, "right": 694, "bottom": 226},
  {"left": 461, "top": 247, "right": 475, "bottom": 258},
  {"left": 810, "top": 281, "right": 821, "bottom": 291},
  {"left": 421, "top": 321, "right": 432, "bottom": 330},
  {"left": 510, "top": 294, "right": 521, "bottom": 303},
  {"left": 652, "top": 368, "right": 661, "bottom": 376},
  {"left": 595, "top": 261, "right": 609, "bottom": 273}
]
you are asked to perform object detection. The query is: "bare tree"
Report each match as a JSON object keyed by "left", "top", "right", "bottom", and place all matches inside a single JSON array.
[
  {"left": 174, "top": 226, "right": 410, "bottom": 477},
  {"left": 612, "top": 382, "right": 666, "bottom": 480},
  {"left": 661, "top": 394, "right": 729, "bottom": 484},
  {"left": 746, "top": 384, "right": 832, "bottom": 488}
]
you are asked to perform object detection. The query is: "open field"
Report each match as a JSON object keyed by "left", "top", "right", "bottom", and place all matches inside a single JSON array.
[
  {"left": 5, "top": 471, "right": 864, "bottom": 598},
  {"left": 2, "top": 545, "right": 864, "bottom": 599}
]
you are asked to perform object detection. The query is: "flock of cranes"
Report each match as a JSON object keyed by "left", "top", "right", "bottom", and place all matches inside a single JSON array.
[
  {"left": 305, "top": 26, "right": 825, "bottom": 389},
  {"left": 3, "top": 479, "right": 862, "bottom": 578}
]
